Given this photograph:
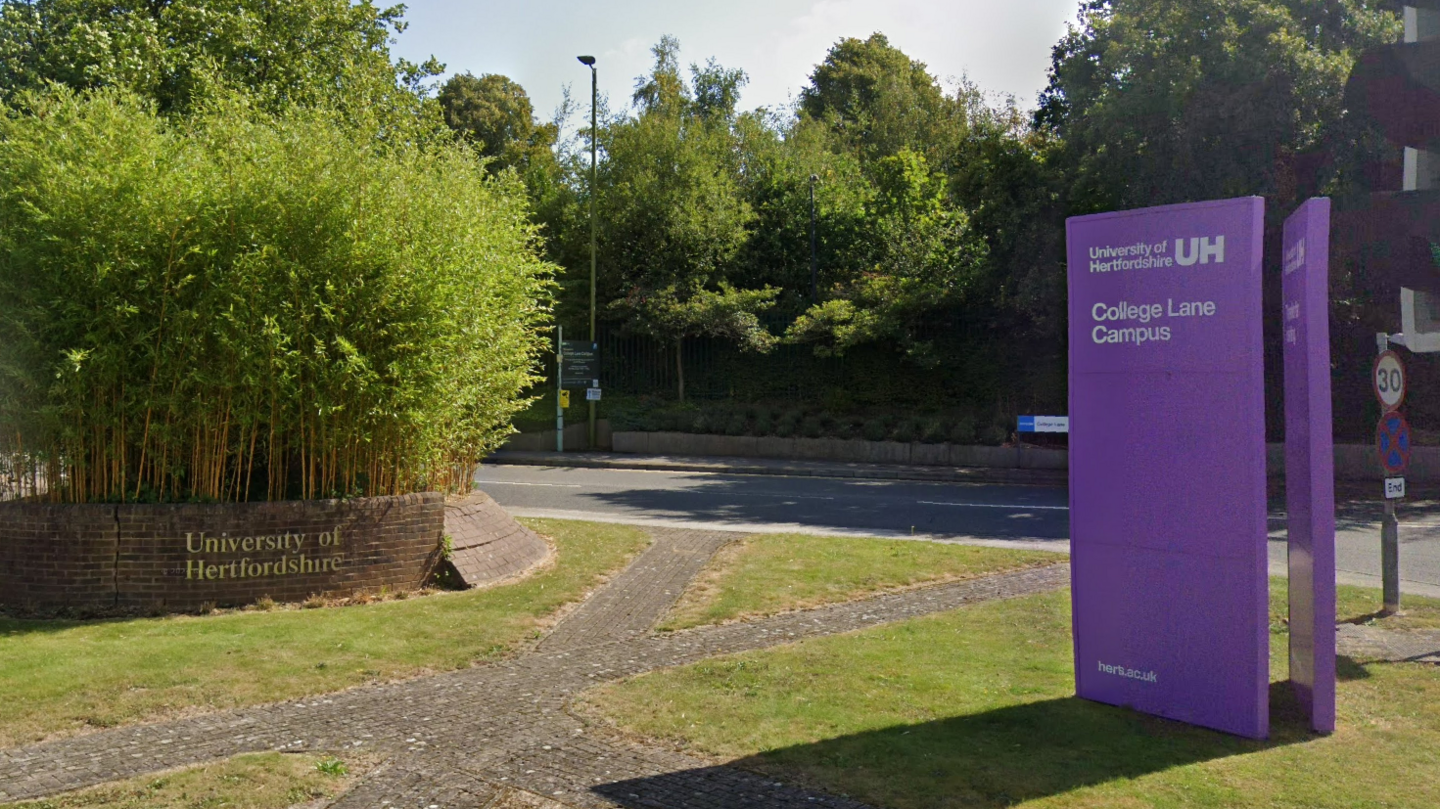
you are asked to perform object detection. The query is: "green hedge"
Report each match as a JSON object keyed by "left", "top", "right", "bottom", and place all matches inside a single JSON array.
[
  {"left": 0, "top": 90, "right": 553, "bottom": 502},
  {"left": 601, "top": 397, "right": 1018, "bottom": 446}
]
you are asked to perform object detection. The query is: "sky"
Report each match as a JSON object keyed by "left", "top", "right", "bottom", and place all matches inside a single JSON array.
[{"left": 388, "top": 0, "right": 1082, "bottom": 130}]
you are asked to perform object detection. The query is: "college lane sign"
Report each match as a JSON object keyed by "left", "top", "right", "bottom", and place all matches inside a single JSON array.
[{"left": 1067, "top": 197, "right": 1270, "bottom": 739}]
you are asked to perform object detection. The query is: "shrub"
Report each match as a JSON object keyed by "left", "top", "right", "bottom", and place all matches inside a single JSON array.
[
  {"left": 707, "top": 410, "right": 731, "bottom": 435},
  {"left": 980, "top": 423, "right": 1010, "bottom": 446},
  {"left": 753, "top": 414, "right": 775, "bottom": 436},
  {"left": 890, "top": 418, "right": 920, "bottom": 443},
  {"left": 948, "top": 416, "right": 977, "bottom": 445},
  {"left": 0, "top": 90, "right": 554, "bottom": 502},
  {"left": 775, "top": 419, "right": 796, "bottom": 438},
  {"left": 920, "top": 419, "right": 947, "bottom": 444},
  {"left": 725, "top": 414, "right": 749, "bottom": 436},
  {"left": 862, "top": 419, "right": 888, "bottom": 441},
  {"left": 778, "top": 409, "right": 803, "bottom": 431},
  {"left": 799, "top": 416, "right": 824, "bottom": 438}
]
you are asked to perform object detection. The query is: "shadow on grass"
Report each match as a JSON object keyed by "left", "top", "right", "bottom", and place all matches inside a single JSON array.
[
  {"left": 0, "top": 614, "right": 114, "bottom": 637},
  {"left": 593, "top": 679, "right": 1341, "bottom": 809}
]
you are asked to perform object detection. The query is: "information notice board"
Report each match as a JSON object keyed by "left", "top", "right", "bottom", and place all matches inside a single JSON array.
[{"left": 1066, "top": 197, "right": 1269, "bottom": 739}]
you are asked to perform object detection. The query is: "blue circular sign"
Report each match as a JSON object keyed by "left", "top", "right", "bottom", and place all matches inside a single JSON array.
[{"left": 1376, "top": 412, "right": 1411, "bottom": 474}]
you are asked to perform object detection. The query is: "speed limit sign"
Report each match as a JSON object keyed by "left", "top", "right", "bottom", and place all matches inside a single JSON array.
[{"left": 1373, "top": 350, "right": 1406, "bottom": 412}]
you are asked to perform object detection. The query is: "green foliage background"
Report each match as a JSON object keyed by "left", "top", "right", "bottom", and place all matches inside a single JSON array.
[{"left": 0, "top": 90, "right": 554, "bottom": 502}]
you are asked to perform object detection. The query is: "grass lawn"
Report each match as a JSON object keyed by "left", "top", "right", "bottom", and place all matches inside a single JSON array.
[
  {"left": 584, "top": 577, "right": 1440, "bottom": 809},
  {"left": 0, "top": 752, "right": 371, "bottom": 809},
  {"left": 0, "top": 519, "right": 648, "bottom": 749},
  {"left": 1335, "top": 581, "right": 1440, "bottom": 630},
  {"left": 659, "top": 533, "right": 1062, "bottom": 631}
]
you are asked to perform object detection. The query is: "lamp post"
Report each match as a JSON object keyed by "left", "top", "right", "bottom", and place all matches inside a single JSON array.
[
  {"left": 809, "top": 174, "right": 818, "bottom": 300},
  {"left": 578, "top": 55, "right": 598, "bottom": 449}
]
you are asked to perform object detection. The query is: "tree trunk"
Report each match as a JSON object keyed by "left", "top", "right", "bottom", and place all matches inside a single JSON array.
[{"left": 676, "top": 336, "right": 685, "bottom": 403}]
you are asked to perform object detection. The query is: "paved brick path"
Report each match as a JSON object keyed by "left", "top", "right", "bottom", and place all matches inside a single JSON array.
[
  {"left": 1336, "top": 623, "right": 1440, "bottom": 664},
  {"left": 0, "top": 530, "right": 1068, "bottom": 808}
]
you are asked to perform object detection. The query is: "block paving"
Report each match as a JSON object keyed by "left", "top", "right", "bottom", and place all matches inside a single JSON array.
[
  {"left": 0, "top": 525, "right": 1073, "bottom": 807},
  {"left": 22, "top": 519, "right": 1413, "bottom": 807}
]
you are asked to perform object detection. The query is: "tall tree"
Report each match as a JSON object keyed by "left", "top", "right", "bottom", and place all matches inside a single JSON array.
[
  {"left": 596, "top": 37, "right": 778, "bottom": 399},
  {"left": 786, "top": 148, "right": 987, "bottom": 365},
  {"left": 437, "top": 72, "right": 559, "bottom": 199},
  {"left": 799, "top": 33, "right": 965, "bottom": 167},
  {"left": 0, "top": 0, "right": 442, "bottom": 117},
  {"left": 1037, "top": 0, "right": 1401, "bottom": 213},
  {"left": 438, "top": 73, "right": 557, "bottom": 174}
]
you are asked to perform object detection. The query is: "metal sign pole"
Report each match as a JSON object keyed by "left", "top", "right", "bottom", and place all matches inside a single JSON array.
[
  {"left": 556, "top": 326, "right": 565, "bottom": 453},
  {"left": 1382, "top": 502, "right": 1400, "bottom": 613},
  {"left": 1378, "top": 332, "right": 1400, "bottom": 613}
]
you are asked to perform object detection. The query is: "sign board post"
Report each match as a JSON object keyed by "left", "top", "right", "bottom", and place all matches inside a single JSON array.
[
  {"left": 555, "top": 326, "right": 565, "bottom": 452},
  {"left": 1067, "top": 197, "right": 1269, "bottom": 739},
  {"left": 560, "top": 341, "right": 598, "bottom": 387},
  {"left": 1376, "top": 401, "right": 1410, "bottom": 613},
  {"left": 1281, "top": 197, "right": 1336, "bottom": 734}
]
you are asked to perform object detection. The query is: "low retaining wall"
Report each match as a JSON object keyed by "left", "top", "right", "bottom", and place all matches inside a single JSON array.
[
  {"left": 444, "top": 490, "right": 549, "bottom": 586},
  {"left": 504, "top": 421, "right": 613, "bottom": 452},
  {"left": 610, "top": 431, "right": 1432, "bottom": 482},
  {"left": 0, "top": 494, "right": 445, "bottom": 612},
  {"left": 611, "top": 431, "right": 1068, "bottom": 470}
]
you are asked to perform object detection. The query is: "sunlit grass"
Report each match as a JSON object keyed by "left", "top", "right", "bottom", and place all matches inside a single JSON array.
[
  {"left": 0, "top": 519, "right": 647, "bottom": 748},
  {"left": 586, "top": 579, "right": 1440, "bottom": 809},
  {"left": 660, "top": 532, "right": 1061, "bottom": 630},
  {"left": 0, "top": 752, "right": 371, "bottom": 809}
]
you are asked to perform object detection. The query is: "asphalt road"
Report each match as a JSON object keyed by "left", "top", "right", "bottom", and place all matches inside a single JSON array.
[{"left": 474, "top": 464, "right": 1440, "bottom": 598}]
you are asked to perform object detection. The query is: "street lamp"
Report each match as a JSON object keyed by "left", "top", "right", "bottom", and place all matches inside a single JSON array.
[
  {"left": 809, "top": 174, "right": 819, "bottom": 300},
  {"left": 577, "top": 55, "right": 598, "bottom": 448}
]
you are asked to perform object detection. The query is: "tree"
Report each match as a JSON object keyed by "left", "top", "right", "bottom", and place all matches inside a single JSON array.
[
  {"left": 437, "top": 72, "right": 559, "bottom": 186},
  {"left": 786, "top": 149, "right": 986, "bottom": 364},
  {"left": 610, "top": 283, "right": 777, "bottom": 401},
  {"left": 799, "top": 33, "right": 965, "bottom": 167},
  {"left": 0, "top": 0, "right": 442, "bottom": 118},
  {"left": 1037, "top": 0, "right": 1401, "bottom": 213},
  {"left": 728, "top": 111, "right": 872, "bottom": 312},
  {"left": 583, "top": 38, "right": 778, "bottom": 399}
]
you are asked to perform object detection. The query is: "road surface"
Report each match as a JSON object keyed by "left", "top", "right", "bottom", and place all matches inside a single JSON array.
[{"left": 474, "top": 464, "right": 1440, "bottom": 598}]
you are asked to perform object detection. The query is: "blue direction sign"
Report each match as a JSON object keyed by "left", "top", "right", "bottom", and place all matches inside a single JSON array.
[
  {"left": 1376, "top": 412, "right": 1412, "bottom": 474},
  {"left": 1018, "top": 416, "right": 1069, "bottom": 433}
]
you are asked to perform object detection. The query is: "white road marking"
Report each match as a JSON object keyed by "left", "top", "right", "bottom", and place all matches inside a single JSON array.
[
  {"left": 917, "top": 500, "right": 1069, "bottom": 511},
  {"left": 475, "top": 480, "right": 584, "bottom": 488},
  {"left": 475, "top": 480, "right": 836, "bottom": 499}
]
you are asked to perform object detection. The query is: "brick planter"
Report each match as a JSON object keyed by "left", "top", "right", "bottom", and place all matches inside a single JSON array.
[{"left": 0, "top": 494, "right": 446, "bottom": 612}]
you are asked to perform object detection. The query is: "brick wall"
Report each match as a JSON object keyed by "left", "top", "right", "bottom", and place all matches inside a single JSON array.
[
  {"left": 444, "top": 490, "right": 549, "bottom": 586},
  {"left": 0, "top": 494, "right": 445, "bottom": 612}
]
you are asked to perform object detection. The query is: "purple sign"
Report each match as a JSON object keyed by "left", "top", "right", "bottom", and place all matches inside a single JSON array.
[
  {"left": 1067, "top": 197, "right": 1269, "bottom": 739},
  {"left": 1282, "top": 197, "right": 1336, "bottom": 734}
]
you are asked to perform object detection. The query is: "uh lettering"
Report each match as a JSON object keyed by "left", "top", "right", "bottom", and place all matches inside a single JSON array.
[{"left": 1175, "top": 236, "right": 1225, "bottom": 266}]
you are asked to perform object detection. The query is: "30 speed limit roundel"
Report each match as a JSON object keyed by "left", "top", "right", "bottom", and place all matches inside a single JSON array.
[{"left": 1373, "top": 350, "right": 1406, "bottom": 412}]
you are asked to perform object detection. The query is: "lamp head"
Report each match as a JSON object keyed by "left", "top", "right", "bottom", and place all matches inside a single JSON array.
[
  {"left": 577, "top": 55, "right": 596, "bottom": 66},
  {"left": 810, "top": 174, "right": 819, "bottom": 182}
]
